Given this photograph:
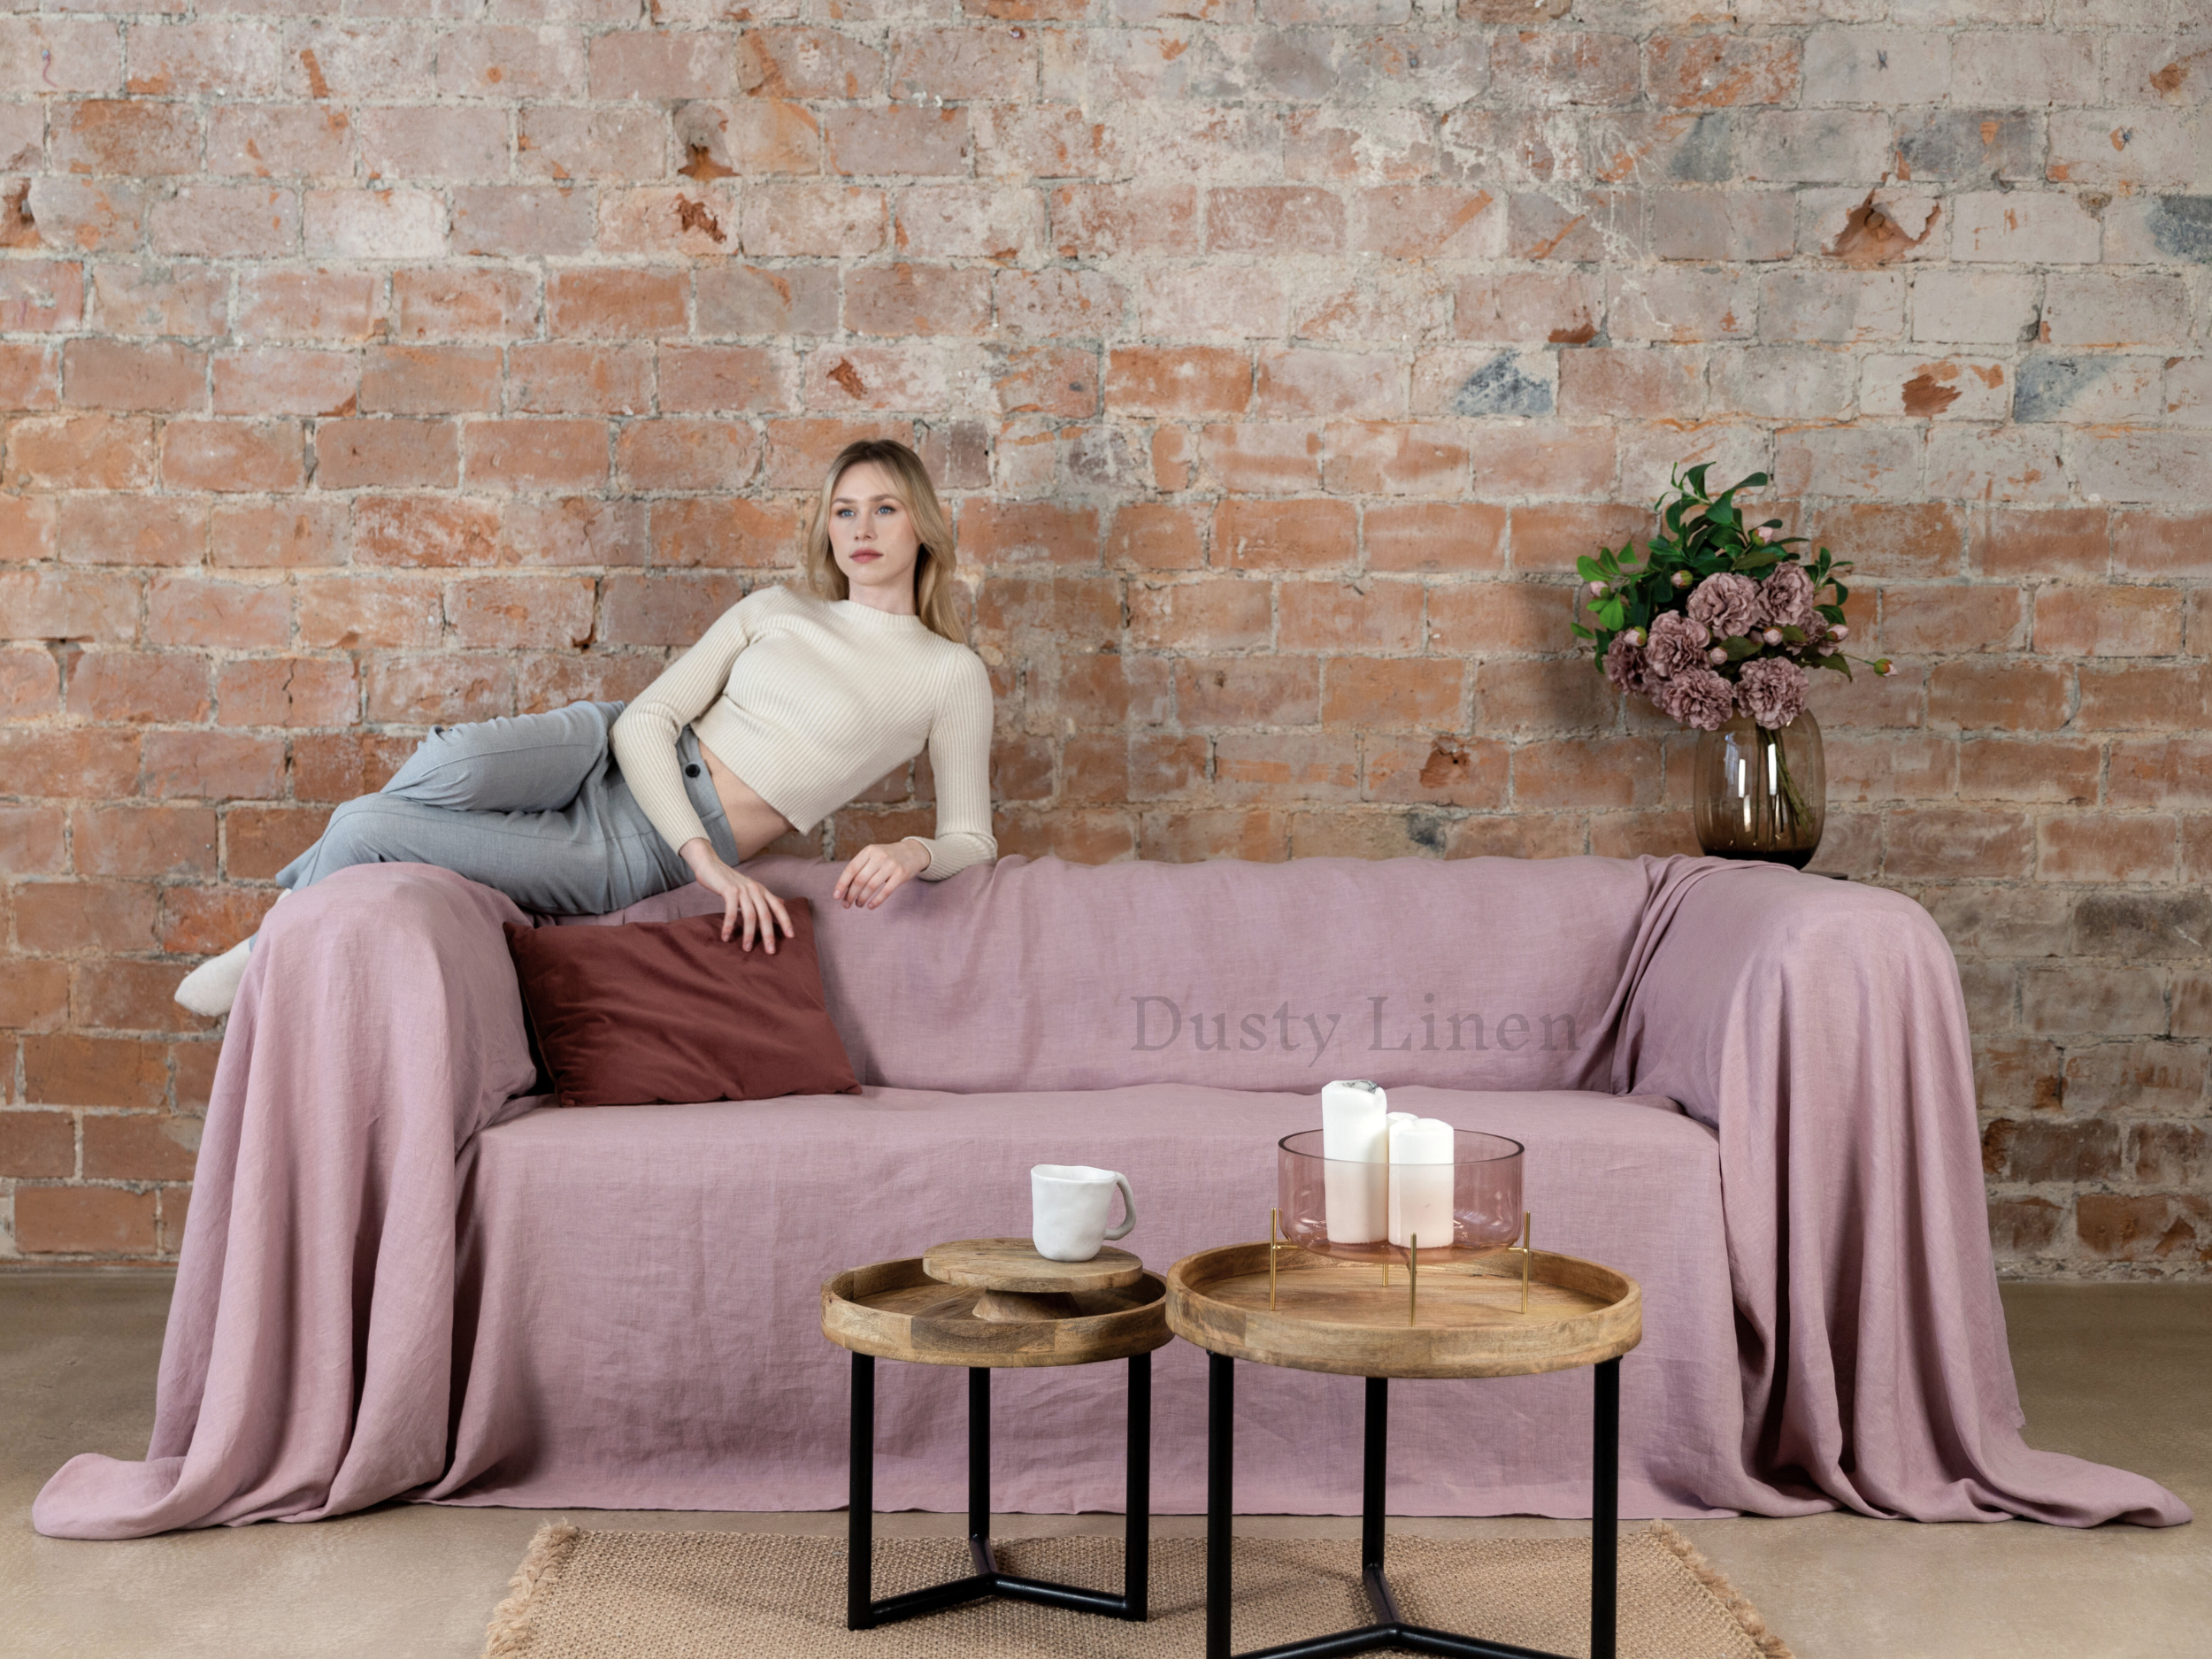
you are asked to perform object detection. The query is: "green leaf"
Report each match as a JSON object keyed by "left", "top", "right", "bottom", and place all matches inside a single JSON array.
[
  {"left": 1684, "top": 462, "right": 1712, "bottom": 497},
  {"left": 1817, "top": 603, "right": 1846, "bottom": 624},
  {"left": 1571, "top": 622, "right": 1594, "bottom": 641},
  {"left": 1724, "top": 635, "right": 1760, "bottom": 660},
  {"left": 1576, "top": 554, "right": 1603, "bottom": 582},
  {"left": 1594, "top": 598, "right": 1626, "bottom": 630}
]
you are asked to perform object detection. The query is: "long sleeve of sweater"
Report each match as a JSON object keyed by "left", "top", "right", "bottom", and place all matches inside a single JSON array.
[
  {"left": 608, "top": 597, "right": 757, "bottom": 860},
  {"left": 902, "top": 651, "right": 996, "bottom": 881}
]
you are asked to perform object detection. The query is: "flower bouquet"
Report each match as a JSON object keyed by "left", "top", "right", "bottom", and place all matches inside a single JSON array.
[{"left": 1571, "top": 465, "right": 1892, "bottom": 864}]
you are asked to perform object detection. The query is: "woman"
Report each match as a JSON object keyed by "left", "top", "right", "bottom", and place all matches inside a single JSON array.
[{"left": 174, "top": 439, "right": 996, "bottom": 1018}]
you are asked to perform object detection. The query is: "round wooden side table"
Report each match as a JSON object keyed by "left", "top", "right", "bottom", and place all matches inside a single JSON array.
[
  {"left": 1166, "top": 1240, "right": 1642, "bottom": 1659},
  {"left": 821, "top": 1238, "right": 1171, "bottom": 1632}
]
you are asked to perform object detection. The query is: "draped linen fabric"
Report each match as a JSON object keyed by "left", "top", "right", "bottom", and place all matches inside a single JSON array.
[{"left": 34, "top": 854, "right": 2188, "bottom": 1538}]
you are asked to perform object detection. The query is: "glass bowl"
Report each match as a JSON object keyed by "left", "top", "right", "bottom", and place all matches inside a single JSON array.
[{"left": 1276, "top": 1126, "right": 1524, "bottom": 1266}]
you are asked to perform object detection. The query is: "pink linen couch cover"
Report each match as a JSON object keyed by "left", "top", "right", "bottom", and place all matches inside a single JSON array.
[{"left": 34, "top": 852, "right": 2188, "bottom": 1539}]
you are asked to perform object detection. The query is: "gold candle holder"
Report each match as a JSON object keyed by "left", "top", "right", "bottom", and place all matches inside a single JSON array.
[
  {"left": 1515, "top": 1211, "right": 1532, "bottom": 1313},
  {"left": 1407, "top": 1235, "right": 1418, "bottom": 1327},
  {"left": 1268, "top": 1206, "right": 1280, "bottom": 1310}
]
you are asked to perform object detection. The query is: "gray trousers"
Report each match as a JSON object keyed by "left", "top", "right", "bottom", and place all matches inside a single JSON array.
[{"left": 274, "top": 702, "right": 741, "bottom": 917}]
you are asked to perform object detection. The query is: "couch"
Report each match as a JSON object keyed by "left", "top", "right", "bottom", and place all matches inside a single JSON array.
[{"left": 34, "top": 852, "right": 2188, "bottom": 1538}]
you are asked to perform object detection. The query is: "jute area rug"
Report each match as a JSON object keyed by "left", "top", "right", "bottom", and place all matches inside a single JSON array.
[{"left": 483, "top": 1524, "right": 1793, "bottom": 1658}]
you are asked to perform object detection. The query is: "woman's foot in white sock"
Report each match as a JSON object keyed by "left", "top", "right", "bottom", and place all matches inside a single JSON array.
[
  {"left": 173, "top": 890, "right": 288, "bottom": 1018},
  {"left": 174, "top": 937, "right": 251, "bottom": 1018}
]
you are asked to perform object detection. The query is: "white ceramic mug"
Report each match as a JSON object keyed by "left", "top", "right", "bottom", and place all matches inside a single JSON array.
[{"left": 1031, "top": 1164, "right": 1137, "bottom": 1263}]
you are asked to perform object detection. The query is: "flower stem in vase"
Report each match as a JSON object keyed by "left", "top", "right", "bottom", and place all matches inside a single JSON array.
[{"left": 1764, "top": 722, "right": 1812, "bottom": 831}]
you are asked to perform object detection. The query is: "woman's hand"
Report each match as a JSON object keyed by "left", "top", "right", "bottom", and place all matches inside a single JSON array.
[
  {"left": 680, "top": 839, "right": 795, "bottom": 951},
  {"left": 835, "top": 839, "right": 930, "bottom": 910}
]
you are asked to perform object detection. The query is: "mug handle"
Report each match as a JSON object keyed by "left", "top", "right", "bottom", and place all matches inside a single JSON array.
[{"left": 1104, "top": 1172, "right": 1136, "bottom": 1241}]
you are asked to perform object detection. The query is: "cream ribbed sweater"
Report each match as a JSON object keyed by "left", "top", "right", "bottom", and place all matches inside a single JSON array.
[{"left": 608, "top": 584, "right": 996, "bottom": 880}]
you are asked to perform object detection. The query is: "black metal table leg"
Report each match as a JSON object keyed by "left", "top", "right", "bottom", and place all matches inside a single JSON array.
[
  {"left": 848, "top": 1349, "right": 1156, "bottom": 1632},
  {"left": 1206, "top": 1362, "right": 1627, "bottom": 1659},
  {"left": 1360, "top": 1378, "right": 1403, "bottom": 1627},
  {"left": 969, "top": 1366, "right": 992, "bottom": 1575},
  {"left": 847, "top": 1351, "right": 874, "bottom": 1631},
  {"left": 1592, "top": 1358, "right": 1620, "bottom": 1659},
  {"left": 1362, "top": 1377, "right": 1386, "bottom": 1573},
  {"left": 1208, "top": 1351, "right": 1234, "bottom": 1659},
  {"left": 1126, "top": 1350, "right": 1152, "bottom": 1620}
]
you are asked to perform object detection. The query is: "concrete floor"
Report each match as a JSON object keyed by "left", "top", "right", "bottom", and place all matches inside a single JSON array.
[{"left": 1, "top": 1273, "right": 2203, "bottom": 1659}]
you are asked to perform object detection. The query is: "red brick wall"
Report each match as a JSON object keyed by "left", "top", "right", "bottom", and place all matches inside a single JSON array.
[{"left": 2, "top": 4, "right": 2206, "bottom": 1275}]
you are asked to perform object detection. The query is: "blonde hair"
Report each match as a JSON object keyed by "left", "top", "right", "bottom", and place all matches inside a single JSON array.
[{"left": 803, "top": 440, "right": 964, "bottom": 645}]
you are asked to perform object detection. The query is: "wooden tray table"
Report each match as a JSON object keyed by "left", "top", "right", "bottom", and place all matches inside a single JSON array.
[
  {"left": 1167, "top": 1241, "right": 1641, "bottom": 1659},
  {"left": 822, "top": 1239, "right": 1171, "bottom": 1632}
]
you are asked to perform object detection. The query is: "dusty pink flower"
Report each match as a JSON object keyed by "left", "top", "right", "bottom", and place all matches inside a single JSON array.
[
  {"left": 1643, "top": 610, "right": 1710, "bottom": 679},
  {"left": 1738, "top": 657, "right": 1809, "bottom": 728},
  {"left": 1657, "top": 665, "right": 1737, "bottom": 731},
  {"left": 1687, "top": 572, "right": 1763, "bottom": 639},
  {"left": 1792, "top": 614, "right": 1834, "bottom": 655},
  {"left": 1760, "top": 563, "right": 1816, "bottom": 629},
  {"left": 1604, "top": 633, "right": 1651, "bottom": 696}
]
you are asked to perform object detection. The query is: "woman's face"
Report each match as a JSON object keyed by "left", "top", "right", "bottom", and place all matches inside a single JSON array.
[{"left": 827, "top": 460, "right": 922, "bottom": 611}]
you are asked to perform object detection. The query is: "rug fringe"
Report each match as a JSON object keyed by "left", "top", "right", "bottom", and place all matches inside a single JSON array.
[
  {"left": 482, "top": 1520, "right": 580, "bottom": 1659},
  {"left": 1644, "top": 1520, "right": 1796, "bottom": 1659}
]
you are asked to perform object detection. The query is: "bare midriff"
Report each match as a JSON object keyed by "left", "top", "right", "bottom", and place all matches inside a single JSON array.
[{"left": 696, "top": 736, "right": 797, "bottom": 862}]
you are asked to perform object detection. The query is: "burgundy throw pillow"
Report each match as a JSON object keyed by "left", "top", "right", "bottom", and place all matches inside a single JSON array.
[{"left": 503, "top": 899, "right": 859, "bottom": 1108}]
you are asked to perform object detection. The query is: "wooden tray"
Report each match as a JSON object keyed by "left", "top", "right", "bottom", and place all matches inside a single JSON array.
[
  {"left": 922, "top": 1237, "right": 1145, "bottom": 1296},
  {"left": 823, "top": 1256, "right": 1171, "bottom": 1370},
  {"left": 1165, "top": 1242, "right": 1640, "bottom": 1379}
]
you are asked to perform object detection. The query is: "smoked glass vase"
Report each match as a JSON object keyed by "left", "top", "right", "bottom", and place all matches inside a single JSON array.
[{"left": 1693, "top": 709, "right": 1825, "bottom": 869}]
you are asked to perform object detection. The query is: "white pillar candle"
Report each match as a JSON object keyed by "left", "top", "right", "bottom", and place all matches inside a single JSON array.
[
  {"left": 1321, "top": 1079, "right": 1388, "bottom": 1244},
  {"left": 1388, "top": 1116, "right": 1455, "bottom": 1250}
]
